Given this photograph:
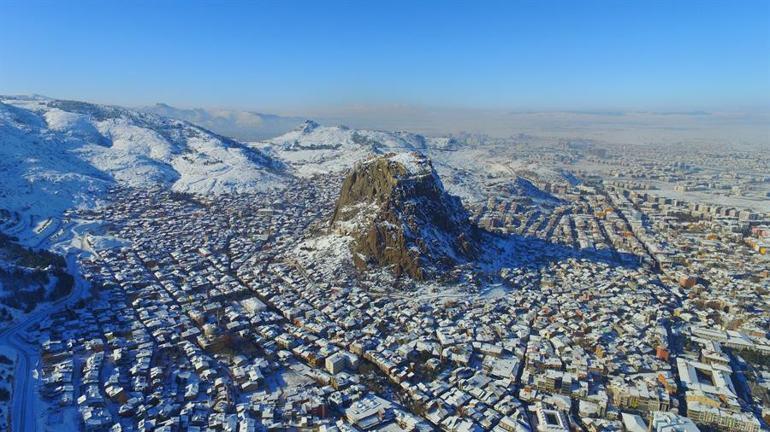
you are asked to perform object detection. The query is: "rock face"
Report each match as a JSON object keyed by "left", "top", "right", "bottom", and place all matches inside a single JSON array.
[{"left": 331, "top": 152, "right": 479, "bottom": 280}]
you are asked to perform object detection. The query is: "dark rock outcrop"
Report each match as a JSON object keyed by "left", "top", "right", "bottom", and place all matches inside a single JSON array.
[{"left": 331, "top": 152, "right": 479, "bottom": 280}]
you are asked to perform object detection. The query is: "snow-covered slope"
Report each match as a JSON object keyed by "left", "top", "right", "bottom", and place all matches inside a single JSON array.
[
  {"left": 0, "top": 96, "right": 288, "bottom": 236},
  {"left": 0, "top": 229, "right": 72, "bottom": 318},
  {"left": 261, "top": 122, "right": 566, "bottom": 205},
  {"left": 261, "top": 120, "right": 435, "bottom": 177}
]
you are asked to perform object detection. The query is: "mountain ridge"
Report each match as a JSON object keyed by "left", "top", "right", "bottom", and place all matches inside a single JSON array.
[{"left": 0, "top": 95, "right": 289, "bottom": 240}]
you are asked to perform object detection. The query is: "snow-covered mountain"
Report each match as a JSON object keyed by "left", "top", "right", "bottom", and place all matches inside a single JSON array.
[
  {"left": 0, "top": 96, "right": 288, "bottom": 235},
  {"left": 0, "top": 95, "right": 569, "bottom": 247},
  {"left": 141, "top": 103, "right": 304, "bottom": 141},
  {"left": 261, "top": 120, "right": 441, "bottom": 177},
  {"left": 260, "top": 121, "right": 566, "bottom": 205}
]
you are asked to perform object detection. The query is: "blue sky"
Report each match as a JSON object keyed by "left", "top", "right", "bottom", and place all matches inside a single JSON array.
[{"left": 1, "top": 0, "right": 768, "bottom": 112}]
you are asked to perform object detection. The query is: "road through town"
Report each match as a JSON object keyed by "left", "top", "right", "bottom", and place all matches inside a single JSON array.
[{"left": 0, "top": 253, "right": 88, "bottom": 432}]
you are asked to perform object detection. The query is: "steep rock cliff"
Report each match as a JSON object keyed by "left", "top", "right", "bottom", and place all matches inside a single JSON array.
[{"left": 331, "top": 152, "right": 479, "bottom": 279}]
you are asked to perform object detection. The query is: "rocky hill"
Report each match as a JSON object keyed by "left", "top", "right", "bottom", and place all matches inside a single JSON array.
[{"left": 330, "top": 152, "right": 479, "bottom": 280}]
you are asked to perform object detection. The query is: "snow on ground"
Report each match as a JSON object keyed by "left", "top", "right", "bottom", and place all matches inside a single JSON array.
[
  {"left": 261, "top": 122, "right": 431, "bottom": 177},
  {"left": 262, "top": 122, "right": 567, "bottom": 207},
  {"left": 49, "top": 218, "right": 127, "bottom": 257},
  {"left": 0, "top": 96, "right": 288, "bottom": 242},
  {"left": 293, "top": 234, "right": 356, "bottom": 279},
  {"left": 385, "top": 152, "right": 431, "bottom": 176},
  {"left": 648, "top": 183, "right": 770, "bottom": 213},
  {"left": 333, "top": 202, "right": 381, "bottom": 234},
  {"left": 262, "top": 123, "right": 488, "bottom": 203},
  {"left": 0, "top": 346, "right": 14, "bottom": 431}
]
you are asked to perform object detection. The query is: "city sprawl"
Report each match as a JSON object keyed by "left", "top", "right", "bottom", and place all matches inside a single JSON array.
[{"left": 4, "top": 135, "right": 767, "bottom": 432}]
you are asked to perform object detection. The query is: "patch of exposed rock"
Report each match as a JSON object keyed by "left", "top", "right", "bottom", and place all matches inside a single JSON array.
[{"left": 330, "top": 152, "right": 479, "bottom": 280}]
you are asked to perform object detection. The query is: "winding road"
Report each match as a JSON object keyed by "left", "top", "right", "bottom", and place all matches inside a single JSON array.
[{"left": 0, "top": 252, "right": 89, "bottom": 432}]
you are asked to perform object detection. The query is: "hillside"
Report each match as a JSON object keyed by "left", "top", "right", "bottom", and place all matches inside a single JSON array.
[
  {"left": 330, "top": 152, "right": 479, "bottom": 280},
  {"left": 0, "top": 228, "right": 72, "bottom": 319},
  {"left": 262, "top": 120, "right": 437, "bottom": 178},
  {"left": 261, "top": 122, "right": 566, "bottom": 206},
  {"left": 0, "top": 96, "right": 288, "bottom": 239}
]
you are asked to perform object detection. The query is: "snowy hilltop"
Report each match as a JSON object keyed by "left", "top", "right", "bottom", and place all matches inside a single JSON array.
[
  {"left": 0, "top": 96, "right": 288, "bottom": 236},
  {"left": 260, "top": 121, "right": 566, "bottom": 207},
  {"left": 260, "top": 120, "right": 459, "bottom": 177}
]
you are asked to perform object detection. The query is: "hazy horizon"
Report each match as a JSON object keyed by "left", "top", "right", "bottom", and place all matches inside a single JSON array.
[{"left": 4, "top": 0, "right": 768, "bottom": 146}]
